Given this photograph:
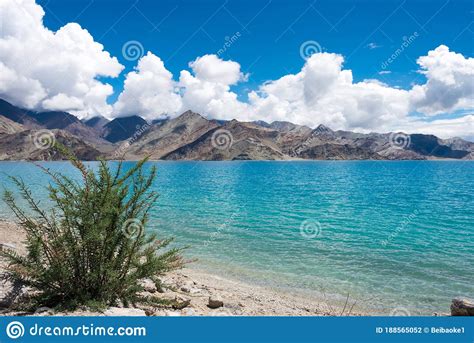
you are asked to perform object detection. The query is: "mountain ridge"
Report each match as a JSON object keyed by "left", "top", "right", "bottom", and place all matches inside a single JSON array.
[{"left": 0, "top": 98, "right": 472, "bottom": 161}]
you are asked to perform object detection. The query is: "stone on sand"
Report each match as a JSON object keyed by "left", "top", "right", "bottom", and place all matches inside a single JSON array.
[
  {"left": 208, "top": 296, "right": 224, "bottom": 309},
  {"left": 451, "top": 297, "right": 474, "bottom": 316}
]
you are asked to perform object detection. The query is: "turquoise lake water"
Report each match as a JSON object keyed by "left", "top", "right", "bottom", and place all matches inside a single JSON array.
[{"left": 0, "top": 161, "right": 473, "bottom": 315}]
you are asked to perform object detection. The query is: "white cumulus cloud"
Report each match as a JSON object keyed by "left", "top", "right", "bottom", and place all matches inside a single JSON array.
[
  {"left": 114, "top": 53, "right": 249, "bottom": 120},
  {"left": 0, "top": 0, "right": 123, "bottom": 118},
  {"left": 248, "top": 52, "right": 410, "bottom": 132},
  {"left": 188, "top": 54, "right": 245, "bottom": 85},
  {"left": 178, "top": 54, "right": 249, "bottom": 120},
  {"left": 409, "top": 45, "right": 474, "bottom": 115},
  {"left": 113, "top": 52, "right": 182, "bottom": 120}
]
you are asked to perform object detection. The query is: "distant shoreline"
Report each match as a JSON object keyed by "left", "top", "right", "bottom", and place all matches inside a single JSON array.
[
  {"left": 1, "top": 159, "right": 473, "bottom": 163},
  {"left": 1, "top": 98, "right": 473, "bottom": 161}
]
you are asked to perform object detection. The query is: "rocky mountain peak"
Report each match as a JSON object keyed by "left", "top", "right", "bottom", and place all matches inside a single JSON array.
[
  {"left": 84, "top": 116, "right": 110, "bottom": 130},
  {"left": 0, "top": 98, "right": 473, "bottom": 161},
  {"left": 103, "top": 115, "right": 148, "bottom": 143},
  {"left": 179, "top": 110, "right": 205, "bottom": 121},
  {"left": 314, "top": 124, "right": 333, "bottom": 134}
]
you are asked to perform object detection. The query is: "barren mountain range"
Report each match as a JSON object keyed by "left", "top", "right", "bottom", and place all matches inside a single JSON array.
[{"left": 0, "top": 99, "right": 472, "bottom": 161}]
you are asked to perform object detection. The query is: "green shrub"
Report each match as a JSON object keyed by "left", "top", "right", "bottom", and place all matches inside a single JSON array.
[{"left": 1, "top": 148, "right": 184, "bottom": 310}]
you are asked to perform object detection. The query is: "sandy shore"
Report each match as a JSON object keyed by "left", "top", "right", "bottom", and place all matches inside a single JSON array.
[{"left": 0, "top": 219, "right": 363, "bottom": 316}]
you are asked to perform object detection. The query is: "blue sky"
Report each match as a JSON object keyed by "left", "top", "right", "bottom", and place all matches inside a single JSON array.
[
  {"left": 37, "top": 0, "right": 473, "bottom": 101},
  {"left": 1, "top": 0, "right": 473, "bottom": 138}
]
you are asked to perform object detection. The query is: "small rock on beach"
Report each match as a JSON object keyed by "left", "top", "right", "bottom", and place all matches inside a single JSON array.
[
  {"left": 208, "top": 296, "right": 224, "bottom": 309},
  {"left": 451, "top": 297, "right": 474, "bottom": 316}
]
